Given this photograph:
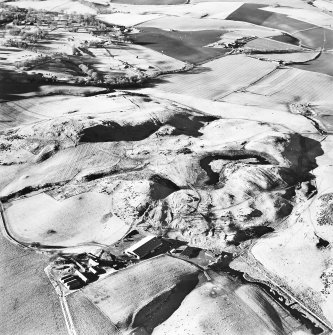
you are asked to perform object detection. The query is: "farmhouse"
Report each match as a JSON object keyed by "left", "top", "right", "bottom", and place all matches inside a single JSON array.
[{"left": 124, "top": 235, "right": 162, "bottom": 259}]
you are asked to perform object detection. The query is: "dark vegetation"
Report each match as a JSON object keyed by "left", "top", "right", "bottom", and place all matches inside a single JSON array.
[
  {"left": 316, "top": 237, "right": 330, "bottom": 249},
  {"left": 130, "top": 28, "right": 229, "bottom": 64},
  {"left": 0, "top": 68, "right": 43, "bottom": 100},
  {"left": 0, "top": 4, "right": 26, "bottom": 25},
  {"left": 230, "top": 226, "right": 275, "bottom": 246},
  {"left": 269, "top": 34, "right": 300, "bottom": 46}
]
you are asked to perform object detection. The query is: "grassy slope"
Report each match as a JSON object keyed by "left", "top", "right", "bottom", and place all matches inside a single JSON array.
[{"left": 83, "top": 255, "right": 200, "bottom": 332}]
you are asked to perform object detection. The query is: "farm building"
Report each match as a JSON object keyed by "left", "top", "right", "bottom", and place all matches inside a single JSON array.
[
  {"left": 60, "top": 274, "right": 83, "bottom": 290},
  {"left": 124, "top": 235, "right": 162, "bottom": 259},
  {"left": 74, "top": 269, "right": 89, "bottom": 283}
]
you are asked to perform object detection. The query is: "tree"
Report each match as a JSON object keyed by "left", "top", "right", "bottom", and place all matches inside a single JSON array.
[
  {"left": 91, "top": 71, "right": 100, "bottom": 82},
  {"left": 78, "top": 63, "right": 89, "bottom": 73}
]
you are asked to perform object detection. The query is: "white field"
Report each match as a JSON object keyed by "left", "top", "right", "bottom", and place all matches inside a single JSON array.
[
  {"left": 261, "top": 6, "right": 333, "bottom": 29},
  {"left": 155, "top": 54, "right": 277, "bottom": 100},
  {"left": 0, "top": 144, "right": 113, "bottom": 196},
  {"left": 3, "top": 48, "right": 37, "bottom": 66},
  {"left": 90, "top": 44, "right": 186, "bottom": 74},
  {"left": 195, "top": 118, "right": 288, "bottom": 157},
  {"left": 0, "top": 92, "right": 176, "bottom": 135},
  {"left": 102, "top": 3, "right": 177, "bottom": 16},
  {"left": 221, "top": 91, "right": 290, "bottom": 112},
  {"left": 222, "top": 69, "right": 333, "bottom": 115},
  {"left": 107, "top": 2, "right": 243, "bottom": 19},
  {"left": 247, "top": 67, "right": 333, "bottom": 103},
  {"left": 106, "top": 44, "right": 187, "bottom": 73},
  {"left": 0, "top": 100, "right": 44, "bottom": 129},
  {"left": 5, "top": 192, "right": 129, "bottom": 247},
  {"left": 201, "top": 2, "right": 244, "bottom": 19},
  {"left": 244, "top": 38, "right": 304, "bottom": 52},
  {"left": 251, "top": 205, "right": 333, "bottom": 324},
  {"left": 0, "top": 165, "right": 26, "bottom": 191},
  {"left": 6, "top": 0, "right": 97, "bottom": 14},
  {"left": 128, "top": 89, "right": 318, "bottom": 134},
  {"left": 85, "top": 46, "right": 136, "bottom": 75},
  {"left": 97, "top": 13, "right": 163, "bottom": 27},
  {"left": 314, "top": 0, "right": 333, "bottom": 13},
  {"left": 0, "top": 96, "right": 79, "bottom": 124},
  {"left": 4, "top": 92, "right": 160, "bottom": 118},
  {"left": 138, "top": 16, "right": 281, "bottom": 34}
]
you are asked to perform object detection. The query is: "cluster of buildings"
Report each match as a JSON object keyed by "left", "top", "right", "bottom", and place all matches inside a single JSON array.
[
  {"left": 53, "top": 233, "right": 217, "bottom": 292},
  {"left": 55, "top": 236, "right": 164, "bottom": 291},
  {"left": 57, "top": 253, "right": 104, "bottom": 290}
]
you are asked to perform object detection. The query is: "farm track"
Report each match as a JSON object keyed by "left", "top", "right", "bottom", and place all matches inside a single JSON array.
[{"left": 60, "top": 295, "right": 78, "bottom": 335}]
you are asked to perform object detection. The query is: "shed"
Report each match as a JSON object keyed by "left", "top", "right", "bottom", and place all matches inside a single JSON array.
[
  {"left": 124, "top": 235, "right": 162, "bottom": 259},
  {"left": 74, "top": 269, "right": 89, "bottom": 283}
]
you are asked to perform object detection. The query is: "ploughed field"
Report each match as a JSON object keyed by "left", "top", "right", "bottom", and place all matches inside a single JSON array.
[
  {"left": 130, "top": 28, "right": 229, "bottom": 64},
  {"left": 226, "top": 3, "right": 333, "bottom": 50},
  {"left": 153, "top": 54, "right": 278, "bottom": 100}
]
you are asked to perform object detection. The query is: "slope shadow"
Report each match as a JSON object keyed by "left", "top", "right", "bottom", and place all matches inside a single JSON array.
[
  {"left": 130, "top": 273, "right": 199, "bottom": 333},
  {"left": 283, "top": 133, "right": 324, "bottom": 180},
  {"left": 79, "top": 114, "right": 218, "bottom": 142},
  {"left": 149, "top": 175, "right": 180, "bottom": 200},
  {"left": 0, "top": 68, "right": 42, "bottom": 101},
  {"left": 199, "top": 150, "right": 275, "bottom": 186}
]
